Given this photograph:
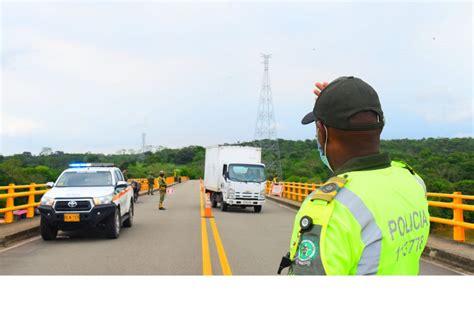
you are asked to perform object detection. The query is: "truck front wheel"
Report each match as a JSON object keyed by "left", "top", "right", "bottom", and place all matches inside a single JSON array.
[
  {"left": 221, "top": 202, "right": 228, "bottom": 212},
  {"left": 254, "top": 206, "right": 262, "bottom": 213},
  {"left": 105, "top": 210, "right": 121, "bottom": 239},
  {"left": 40, "top": 217, "right": 58, "bottom": 240}
]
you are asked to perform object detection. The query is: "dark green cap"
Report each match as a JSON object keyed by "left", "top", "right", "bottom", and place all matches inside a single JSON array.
[{"left": 301, "top": 76, "right": 384, "bottom": 130}]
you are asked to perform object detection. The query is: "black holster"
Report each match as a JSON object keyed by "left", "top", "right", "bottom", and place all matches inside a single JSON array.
[{"left": 277, "top": 252, "right": 292, "bottom": 275}]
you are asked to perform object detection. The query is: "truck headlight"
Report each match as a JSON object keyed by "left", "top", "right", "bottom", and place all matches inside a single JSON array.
[
  {"left": 40, "top": 197, "right": 55, "bottom": 206},
  {"left": 94, "top": 195, "right": 113, "bottom": 205},
  {"left": 260, "top": 189, "right": 266, "bottom": 198},
  {"left": 227, "top": 188, "right": 235, "bottom": 199}
]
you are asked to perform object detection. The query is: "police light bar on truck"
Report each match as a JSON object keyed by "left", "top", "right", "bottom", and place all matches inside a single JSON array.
[{"left": 68, "top": 163, "right": 115, "bottom": 168}]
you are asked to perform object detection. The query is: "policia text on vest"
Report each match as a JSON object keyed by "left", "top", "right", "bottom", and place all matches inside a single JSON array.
[
  {"left": 279, "top": 76, "right": 430, "bottom": 275},
  {"left": 388, "top": 209, "right": 429, "bottom": 262}
]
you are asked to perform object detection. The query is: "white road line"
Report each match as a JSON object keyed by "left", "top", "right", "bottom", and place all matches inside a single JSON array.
[
  {"left": 420, "top": 258, "right": 467, "bottom": 275},
  {"left": 266, "top": 199, "right": 298, "bottom": 213},
  {"left": 0, "top": 236, "right": 41, "bottom": 254}
]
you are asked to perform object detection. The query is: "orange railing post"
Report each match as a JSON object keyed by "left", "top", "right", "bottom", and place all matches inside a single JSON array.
[
  {"left": 297, "top": 183, "right": 302, "bottom": 202},
  {"left": 5, "top": 183, "right": 15, "bottom": 224},
  {"left": 452, "top": 192, "right": 465, "bottom": 242},
  {"left": 27, "top": 183, "right": 36, "bottom": 218}
]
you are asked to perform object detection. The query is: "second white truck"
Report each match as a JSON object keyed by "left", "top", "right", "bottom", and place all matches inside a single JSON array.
[{"left": 204, "top": 145, "right": 266, "bottom": 212}]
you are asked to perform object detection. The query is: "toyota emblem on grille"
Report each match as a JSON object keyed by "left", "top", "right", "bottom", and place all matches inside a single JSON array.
[{"left": 68, "top": 201, "right": 78, "bottom": 208}]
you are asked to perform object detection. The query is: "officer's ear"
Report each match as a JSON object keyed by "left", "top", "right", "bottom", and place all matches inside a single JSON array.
[{"left": 316, "top": 120, "right": 326, "bottom": 145}]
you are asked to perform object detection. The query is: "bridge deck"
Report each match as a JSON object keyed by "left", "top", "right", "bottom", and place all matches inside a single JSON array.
[{"left": 0, "top": 180, "right": 462, "bottom": 275}]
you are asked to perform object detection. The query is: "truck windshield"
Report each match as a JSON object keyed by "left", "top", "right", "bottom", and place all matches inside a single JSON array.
[
  {"left": 56, "top": 171, "right": 113, "bottom": 187},
  {"left": 228, "top": 164, "right": 265, "bottom": 183}
]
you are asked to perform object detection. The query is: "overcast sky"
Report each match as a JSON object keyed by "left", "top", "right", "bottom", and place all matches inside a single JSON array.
[{"left": 1, "top": 1, "right": 472, "bottom": 155}]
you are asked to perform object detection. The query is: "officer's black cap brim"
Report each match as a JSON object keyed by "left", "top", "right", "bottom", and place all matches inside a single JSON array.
[{"left": 301, "top": 112, "right": 315, "bottom": 125}]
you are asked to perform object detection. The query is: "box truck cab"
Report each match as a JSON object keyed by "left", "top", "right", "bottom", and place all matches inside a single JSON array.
[{"left": 204, "top": 146, "right": 266, "bottom": 213}]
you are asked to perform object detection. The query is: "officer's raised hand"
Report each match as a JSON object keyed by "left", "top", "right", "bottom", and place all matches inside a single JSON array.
[{"left": 313, "top": 81, "right": 329, "bottom": 96}]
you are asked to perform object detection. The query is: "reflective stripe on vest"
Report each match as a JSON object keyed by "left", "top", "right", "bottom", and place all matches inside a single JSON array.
[
  {"left": 335, "top": 188, "right": 383, "bottom": 275},
  {"left": 413, "top": 174, "right": 427, "bottom": 194}
]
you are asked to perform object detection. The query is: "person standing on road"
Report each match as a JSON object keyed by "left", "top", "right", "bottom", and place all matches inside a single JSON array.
[
  {"left": 131, "top": 180, "right": 141, "bottom": 202},
  {"left": 158, "top": 171, "right": 168, "bottom": 210},
  {"left": 147, "top": 173, "right": 155, "bottom": 195},
  {"left": 278, "top": 76, "right": 430, "bottom": 275}
]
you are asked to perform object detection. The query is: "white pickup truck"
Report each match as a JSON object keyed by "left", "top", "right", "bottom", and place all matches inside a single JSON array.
[{"left": 38, "top": 163, "right": 134, "bottom": 240}]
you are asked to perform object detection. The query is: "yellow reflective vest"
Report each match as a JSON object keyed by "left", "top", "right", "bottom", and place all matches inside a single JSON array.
[{"left": 289, "top": 161, "right": 430, "bottom": 275}]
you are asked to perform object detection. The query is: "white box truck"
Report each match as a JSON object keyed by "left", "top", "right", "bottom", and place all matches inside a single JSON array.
[{"left": 204, "top": 145, "right": 266, "bottom": 212}]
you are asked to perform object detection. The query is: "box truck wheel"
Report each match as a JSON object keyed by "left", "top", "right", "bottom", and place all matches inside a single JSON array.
[
  {"left": 211, "top": 193, "right": 218, "bottom": 208},
  {"left": 221, "top": 202, "right": 228, "bottom": 212},
  {"left": 254, "top": 205, "right": 262, "bottom": 213}
]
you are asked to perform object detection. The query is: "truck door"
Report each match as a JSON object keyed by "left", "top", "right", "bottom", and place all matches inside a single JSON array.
[{"left": 114, "top": 170, "right": 130, "bottom": 216}]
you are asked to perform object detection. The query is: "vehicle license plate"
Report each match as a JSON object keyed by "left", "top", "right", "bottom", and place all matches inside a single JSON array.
[{"left": 64, "top": 214, "right": 80, "bottom": 222}]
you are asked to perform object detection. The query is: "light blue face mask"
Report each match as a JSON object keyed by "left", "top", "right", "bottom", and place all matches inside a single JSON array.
[{"left": 316, "top": 124, "right": 333, "bottom": 172}]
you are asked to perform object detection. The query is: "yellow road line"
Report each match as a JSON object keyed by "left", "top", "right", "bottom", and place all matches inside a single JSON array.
[
  {"left": 199, "top": 182, "right": 212, "bottom": 275},
  {"left": 201, "top": 218, "right": 213, "bottom": 275},
  {"left": 199, "top": 182, "right": 204, "bottom": 217},
  {"left": 209, "top": 217, "right": 233, "bottom": 276}
]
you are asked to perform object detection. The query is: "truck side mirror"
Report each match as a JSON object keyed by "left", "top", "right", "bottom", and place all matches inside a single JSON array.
[
  {"left": 46, "top": 182, "right": 54, "bottom": 188},
  {"left": 116, "top": 181, "right": 129, "bottom": 189}
]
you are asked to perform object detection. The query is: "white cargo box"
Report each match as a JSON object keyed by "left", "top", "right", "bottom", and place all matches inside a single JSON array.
[{"left": 204, "top": 146, "right": 262, "bottom": 192}]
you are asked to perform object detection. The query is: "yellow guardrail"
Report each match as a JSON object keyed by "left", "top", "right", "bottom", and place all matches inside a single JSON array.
[
  {"left": 426, "top": 192, "right": 474, "bottom": 242},
  {"left": 0, "top": 183, "right": 49, "bottom": 224},
  {"left": 266, "top": 181, "right": 321, "bottom": 202},
  {"left": 0, "top": 177, "right": 191, "bottom": 225},
  {"left": 266, "top": 181, "right": 474, "bottom": 243}
]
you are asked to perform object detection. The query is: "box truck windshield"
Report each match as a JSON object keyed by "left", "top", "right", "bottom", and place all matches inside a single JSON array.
[{"left": 228, "top": 164, "right": 265, "bottom": 183}]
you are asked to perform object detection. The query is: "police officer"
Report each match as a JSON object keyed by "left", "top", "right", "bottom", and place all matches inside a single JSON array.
[
  {"left": 147, "top": 173, "right": 154, "bottom": 195},
  {"left": 278, "top": 76, "right": 430, "bottom": 275},
  {"left": 157, "top": 171, "right": 167, "bottom": 210}
]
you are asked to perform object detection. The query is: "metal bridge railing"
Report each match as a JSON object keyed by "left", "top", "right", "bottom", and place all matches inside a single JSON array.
[
  {"left": 266, "top": 181, "right": 474, "bottom": 243},
  {"left": 0, "top": 183, "right": 49, "bottom": 224},
  {"left": 426, "top": 192, "right": 474, "bottom": 242},
  {"left": 0, "top": 176, "right": 190, "bottom": 225}
]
